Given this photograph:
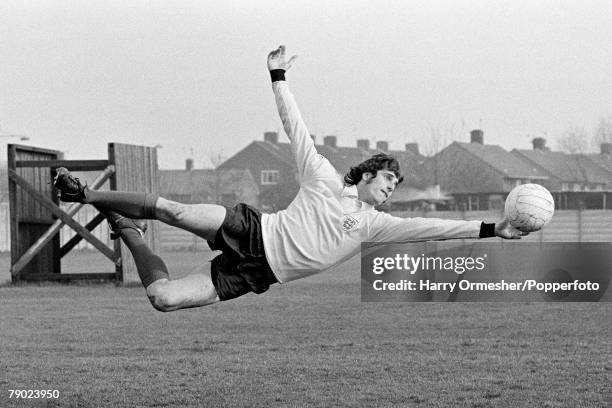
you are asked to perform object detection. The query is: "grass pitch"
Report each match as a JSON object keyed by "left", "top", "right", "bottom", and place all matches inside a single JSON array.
[{"left": 1, "top": 251, "right": 610, "bottom": 407}]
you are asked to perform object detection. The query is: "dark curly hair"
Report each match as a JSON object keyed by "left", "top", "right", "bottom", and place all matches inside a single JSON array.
[{"left": 343, "top": 153, "right": 404, "bottom": 186}]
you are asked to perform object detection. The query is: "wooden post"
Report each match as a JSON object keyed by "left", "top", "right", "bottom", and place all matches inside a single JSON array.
[
  {"left": 8, "top": 144, "right": 63, "bottom": 281},
  {"left": 108, "top": 143, "right": 159, "bottom": 284}
]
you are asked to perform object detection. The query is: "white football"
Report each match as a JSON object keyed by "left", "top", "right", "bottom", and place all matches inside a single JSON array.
[{"left": 504, "top": 184, "right": 555, "bottom": 232}]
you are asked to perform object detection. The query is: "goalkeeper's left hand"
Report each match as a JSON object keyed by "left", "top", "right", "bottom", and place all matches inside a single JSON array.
[
  {"left": 267, "top": 45, "right": 298, "bottom": 72},
  {"left": 495, "top": 218, "right": 529, "bottom": 239}
]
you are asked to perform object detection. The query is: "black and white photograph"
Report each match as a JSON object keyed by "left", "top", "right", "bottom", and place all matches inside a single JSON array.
[{"left": 1, "top": 1, "right": 611, "bottom": 407}]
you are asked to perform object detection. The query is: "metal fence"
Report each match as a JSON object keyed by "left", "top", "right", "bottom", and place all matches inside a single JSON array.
[{"left": 1, "top": 203, "right": 611, "bottom": 253}]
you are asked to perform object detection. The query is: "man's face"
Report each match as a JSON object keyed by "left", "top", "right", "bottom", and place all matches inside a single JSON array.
[{"left": 357, "top": 169, "right": 399, "bottom": 206}]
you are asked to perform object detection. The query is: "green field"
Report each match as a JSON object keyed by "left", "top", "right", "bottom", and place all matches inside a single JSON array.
[{"left": 1, "top": 251, "right": 611, "bottom": 407}]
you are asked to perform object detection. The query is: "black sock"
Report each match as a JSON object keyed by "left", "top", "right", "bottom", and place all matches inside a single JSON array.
[
  {"left": 84, "top": 190, "right": 158, "bottom": 219},
  {"left": 119, "top": 228, "right": 169, "bottom": 288}
]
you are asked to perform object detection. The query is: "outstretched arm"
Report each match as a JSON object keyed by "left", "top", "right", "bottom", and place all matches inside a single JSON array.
[
  {"left": 267, "top": 45, "right": 336, "bottom": 182},
  {"left": 372, "top": 214, "right": 528, "bottom": 242}
]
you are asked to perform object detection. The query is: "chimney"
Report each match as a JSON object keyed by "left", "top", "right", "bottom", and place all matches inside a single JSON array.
[
  {"left": 357, "top": 139, "right": 370, "bottom": 150},
  {"left": 601, "top": 143, "right": 612, "bottom": 155},
  {"left": 405, "top": 143, "right": 419, "bottom": 155},
  {"left": 185, "top": 158, "right": 194, "bottom": 171},
  {"left": 376, "top": 140, "right": 389, "bottom": 152},
  {"left": 470, "top": 129, "right": 484, "bottom": 144},
  {"left": 264, "top": 131, "right": 278, "bottom": 144},
  {"left": 532, "top": 137, "right": 547, "bottom": 151},
  {"left": 323, "top": 135, "right": 337, "bottom": 148}
]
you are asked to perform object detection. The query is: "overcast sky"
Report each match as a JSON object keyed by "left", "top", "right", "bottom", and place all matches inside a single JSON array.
[{"left": 1, "top": 0, "right": 611, "bottom": 168}]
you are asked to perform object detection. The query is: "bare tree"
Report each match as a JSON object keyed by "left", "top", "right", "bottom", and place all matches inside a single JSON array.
[
  {"left": 420, "top": 121, "right": 462, "bottom": 156},
  {"left": 593, "top": 115, "right": 612, "bottom": 146},
  {"left": 420, "top": 121, "right": 464, "bottom": 189},
  {"left": 208, "top": 147, "right": 227, "bottom": 169},
  {"left": 556, "top": 125, "right": 591, "bottom": 188},
  {"left": 207, "top": 148, "right": 228, "bottom": 204},
  {"left": 557, "top": 125, "right": 589, "bottom": 154}
]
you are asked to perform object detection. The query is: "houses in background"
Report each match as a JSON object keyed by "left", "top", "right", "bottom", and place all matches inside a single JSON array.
[
  {"left": 215, "top": 132, "right": 301, "bottom": 211},
  {"left": 1, "top": 132, "right": 608, "bottom": 215},
  {"left": 512, "top": 139, "right": 612, "bottom": 209},
  {"left": 428, "top": 130, "right": 550, "bottom": 211},
  {"left": 429, "top": 131, "right": 612, "bottom": 210},
  {"left": 216, "top": 132, "right": 431, "bottom": 212},
  {"left": 212, "top": 130, "right": 612, "bottom": 211},
  {"left": 159, "top": 162, "right": 259, "bottom": 208},
  {"left": 587, "top": 143, "right": 612, "bottom": 174}
]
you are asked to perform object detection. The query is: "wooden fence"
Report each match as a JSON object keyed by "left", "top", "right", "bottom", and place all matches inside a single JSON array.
[
  {"left": 1, "top": 205, "right": 611, "bottom": 253},
  {"left": 0, "top": 201, "right": 112, "bottom": 252},
  {"left": 0, "top": 202, "right": 206, "bottom": 253},
  {"left": 392, "top": 209, "right": 612, "bottom": 242},
  {"left": 0, "top": 202, "right": 9, "bottom": 251}
]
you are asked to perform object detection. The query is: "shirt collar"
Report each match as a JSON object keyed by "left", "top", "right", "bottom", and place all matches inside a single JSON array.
[
  {"left": 341, "top": 185, "right": 358, "bottom": 198},
  {"left": 341, "top": 185, "right": 374, "bottom": 210}
]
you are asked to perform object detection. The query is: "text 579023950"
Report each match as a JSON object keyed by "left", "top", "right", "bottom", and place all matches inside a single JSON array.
[{"left": 9, "top": 389, "right": 60, "bottom": 399}]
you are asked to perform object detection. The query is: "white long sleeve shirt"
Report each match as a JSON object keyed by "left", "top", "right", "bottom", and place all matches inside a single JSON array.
[{"left": 261, "top": 80, "right": 482, "bottom": 283}]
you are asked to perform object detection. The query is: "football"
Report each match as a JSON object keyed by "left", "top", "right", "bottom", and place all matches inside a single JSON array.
[{"left": 504, "top": 184, "right": 555, "bottom": 232}]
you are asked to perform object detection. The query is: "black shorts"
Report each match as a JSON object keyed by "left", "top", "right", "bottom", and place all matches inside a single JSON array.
[{"left": 208, "top": 203, "right": 278, "bottom": 301}]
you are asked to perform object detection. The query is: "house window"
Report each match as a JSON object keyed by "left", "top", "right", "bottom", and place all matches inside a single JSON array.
[
  {"left": 573, "top": 183, "right": 581, "bottom": 192},
  {"left": 561, "top": 183, "right": 569, "bottom": 191},
  {"left": 261, "top": 170, "right": 279, "bottom": 185},
  {"left": 504, "top": 179, "right": 523, "bottom": 190},
  {"left": 488, "top": 195, "right": 504, "bottom": 210},
  {"left": 469, "top": 195, "right": 479, "bottom": 211}
]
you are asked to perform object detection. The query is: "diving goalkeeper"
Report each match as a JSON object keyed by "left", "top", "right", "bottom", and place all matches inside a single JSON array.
[{"left": 53, "top": 46, "right": 526, "bottom": 311}]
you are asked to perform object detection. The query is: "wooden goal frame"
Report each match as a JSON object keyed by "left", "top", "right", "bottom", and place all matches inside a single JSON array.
[{"left": 7, "top": 143, "right": 159, "bottom": 283}]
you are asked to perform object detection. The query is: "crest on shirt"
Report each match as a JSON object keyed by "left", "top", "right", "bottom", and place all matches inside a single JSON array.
[{"left": 341, "top": 214, "right": 360, "bottom": 232}]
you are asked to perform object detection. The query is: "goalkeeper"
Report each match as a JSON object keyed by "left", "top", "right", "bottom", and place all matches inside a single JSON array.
[{"left": 53, "top": 46, "right": 526, "bottom": 311}]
